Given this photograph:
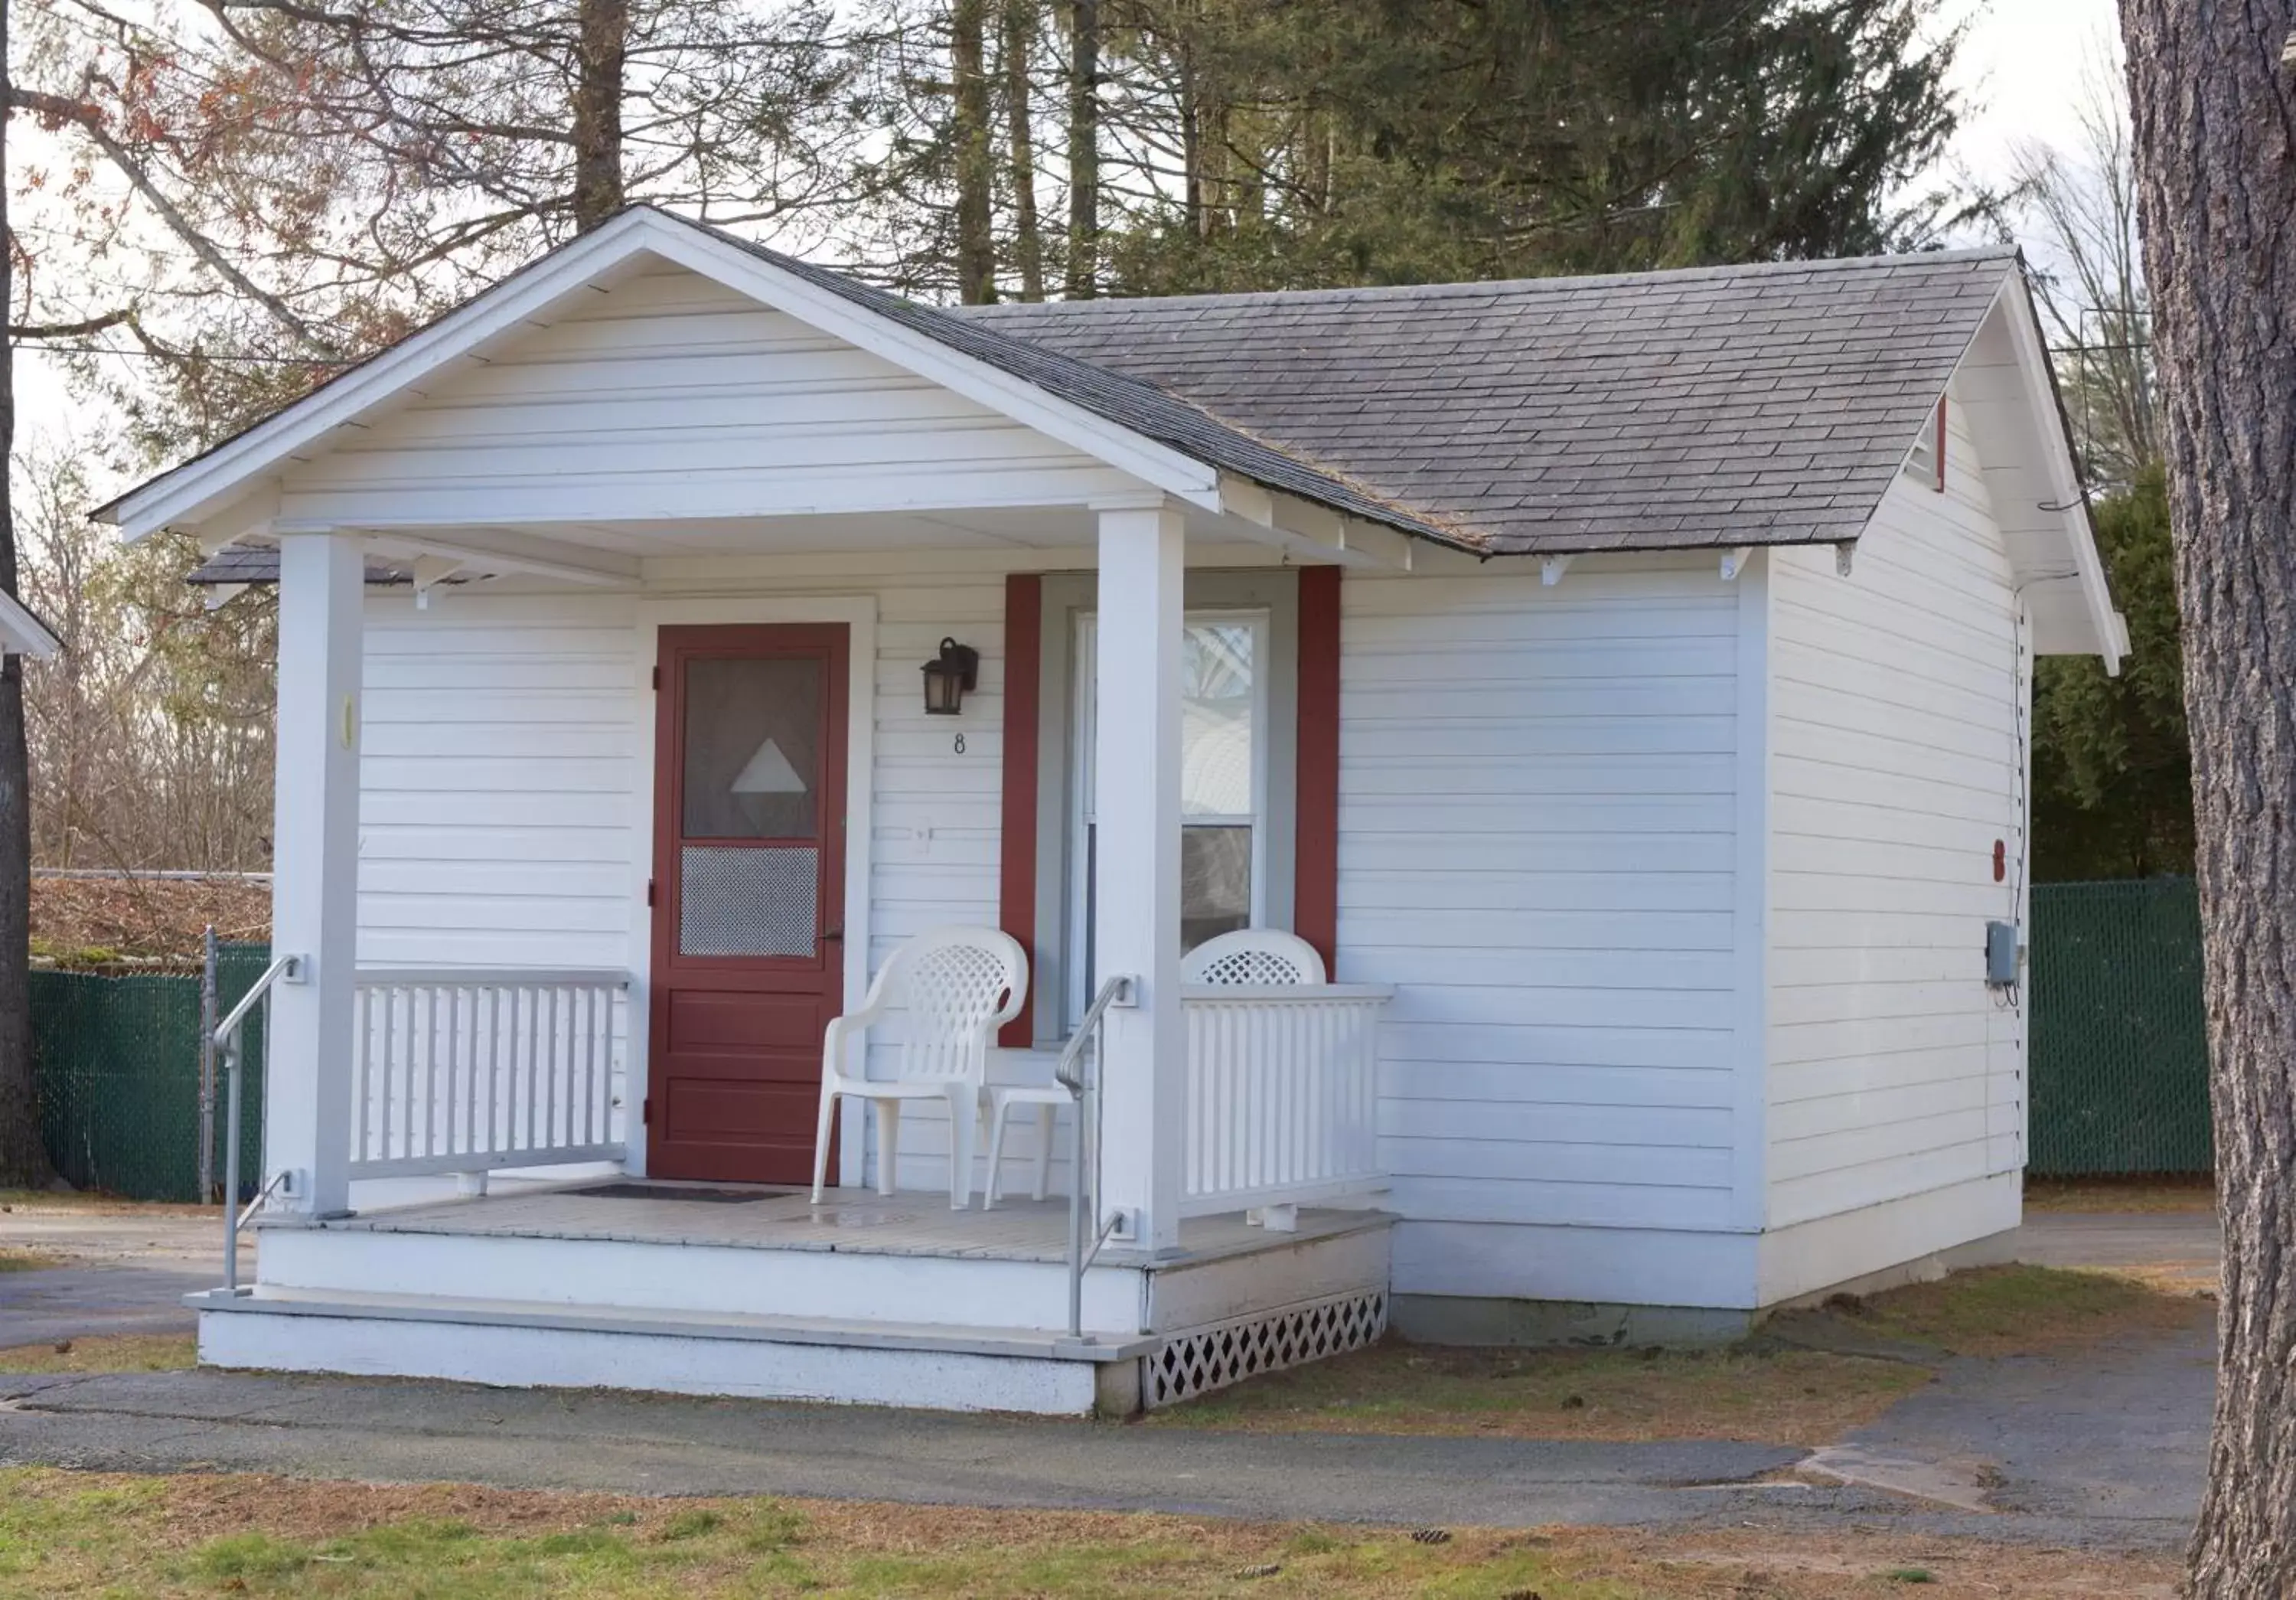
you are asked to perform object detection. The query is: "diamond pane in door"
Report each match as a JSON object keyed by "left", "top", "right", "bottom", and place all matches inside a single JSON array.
[
  {"left": 680, "top": 844, "right": 820, "bottom": 958},
  {"left": 681, "top": 656, "right": 822, "bottom": 839}
]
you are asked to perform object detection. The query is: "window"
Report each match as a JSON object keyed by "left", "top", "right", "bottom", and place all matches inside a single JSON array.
[{"left": 1068, "top": 610, "right": 1270, "bottom": 1024}]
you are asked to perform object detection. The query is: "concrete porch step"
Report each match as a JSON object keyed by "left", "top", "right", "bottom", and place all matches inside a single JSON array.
[
  {"left": 188, "top": 1285, "right": 1155, "bottom": 1362},
  {"left": 190, "top": 1285, "right": 1156, "bottom": 1415}
]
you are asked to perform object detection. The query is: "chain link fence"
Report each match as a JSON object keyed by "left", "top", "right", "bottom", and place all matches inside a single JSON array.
[
  {"left": 2028, "top": 878, "right": 2211, "bottom": 1177},
  {"left": 32, "top": 942, "right": 270, "bottom": 1202},
  {"left": 28, "top": 886, "right": 2213, "bottom": 1191}
]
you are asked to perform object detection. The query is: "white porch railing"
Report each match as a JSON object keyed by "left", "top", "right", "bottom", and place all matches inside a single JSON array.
[
  {"left": 348, "top": 968, "right": 628, "bottom": 1179},
  {"left": 1179, "top": 983, "right": 1391, "bottom": 1216}
]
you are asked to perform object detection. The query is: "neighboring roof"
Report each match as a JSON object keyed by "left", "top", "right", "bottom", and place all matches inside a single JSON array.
[
  {"left": 0, "top": 591, "right": 61, "bottom": 658},
  {"left": 186, "top": 546, "right": 414, "bottom": 586},
  {"left": 958, "top": 250, "right": 2020, "bottom": 556}
]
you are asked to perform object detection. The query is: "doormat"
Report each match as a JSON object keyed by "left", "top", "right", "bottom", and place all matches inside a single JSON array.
[{"left": 570, "top": 1183, "right": 796, "bottom": 1203}]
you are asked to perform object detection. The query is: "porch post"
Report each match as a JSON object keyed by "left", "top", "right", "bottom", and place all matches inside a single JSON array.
[
  {"left": 1092, "top": 500, "right": 1187, "bottom": 1253},
  {"left": 265, "top": 533, "right": 365, "bottom": 1218}
]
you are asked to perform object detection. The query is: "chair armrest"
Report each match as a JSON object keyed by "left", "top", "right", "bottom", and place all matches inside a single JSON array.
[{"left": 823, "top": 996, "right": 894, "bottom": 1075}]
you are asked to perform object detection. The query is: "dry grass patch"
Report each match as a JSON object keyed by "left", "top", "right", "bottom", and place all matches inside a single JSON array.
[
  {"left": 1143, "top": 1337, "right": 1929, "bottom": 1445},
  {"left": 1576, "top": 1525, "right": 2180, "bottom": 1598},
  {"left": 0, "top": 1246, "right": 67, "bottom": 1272},
  {"left": 1151, "top": 1265, "right": 2210, "bottom": 1445},
  {"left": 0, "top": 1469, "right": 2180, "bottom": 1598},
  {"left": 0, "top": 1189, "right": 214, "bottom": 1217},
  {"left": 0, "top": 1333, "right": 198, "bottom": 1373},
  {"left": 2023, "top": 1177, "right": 2215, "bottom": 1213},
  {"left": 1839, "top": 1265, "right": 2211, "bottom": 1358}
]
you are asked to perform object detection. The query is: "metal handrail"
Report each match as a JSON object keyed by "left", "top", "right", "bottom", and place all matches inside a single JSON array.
[
  {"left": 217, "top": 954, "right": 303, "bottom": 1291},
  {"left": 1056, "top": 973, "right": 1134, "bottom": 1341}
]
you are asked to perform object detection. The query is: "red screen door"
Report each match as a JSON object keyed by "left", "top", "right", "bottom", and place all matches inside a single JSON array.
[{"left": 647, "top": 624, "right": 848, "bottom": 1184}]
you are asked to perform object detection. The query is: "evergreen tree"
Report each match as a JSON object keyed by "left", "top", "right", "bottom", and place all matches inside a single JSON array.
[
  {"left": 1094, "top": 0, "right": 1976, "bottom": 294},
  {"left": 2031, "top": 468, "right": 2192, "bottom": 881}
]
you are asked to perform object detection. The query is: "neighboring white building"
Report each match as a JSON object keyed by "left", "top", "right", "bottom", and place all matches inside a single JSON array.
[{"left": 98, "top": 207, "right": 2123, "bottom": 1412}]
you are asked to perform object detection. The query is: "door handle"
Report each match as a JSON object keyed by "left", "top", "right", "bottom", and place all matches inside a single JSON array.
[{"left": 822, "top": 927, "right": 844, "bottom": 942}]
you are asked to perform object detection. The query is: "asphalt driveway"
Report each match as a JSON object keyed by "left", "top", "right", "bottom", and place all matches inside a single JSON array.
[{"left": 2, "top": 1203, "right": 242, "bottom": 1349}]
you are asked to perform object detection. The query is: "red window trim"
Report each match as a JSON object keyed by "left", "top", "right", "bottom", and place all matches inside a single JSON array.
[
  {"left": 1294, "top": 564, "right": 1342, "bottom": 971},
  {"left": 997, "top": 573, "right": 1042, "bottom": 1046}
]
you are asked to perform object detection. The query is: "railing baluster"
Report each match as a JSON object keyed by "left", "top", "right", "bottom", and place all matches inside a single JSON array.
[
  {"left": 339, "top": 969, "right": 628, "bottom": 1180},
  {"left": 523, "top": 987, "right": 539, "bottom": 1154}
]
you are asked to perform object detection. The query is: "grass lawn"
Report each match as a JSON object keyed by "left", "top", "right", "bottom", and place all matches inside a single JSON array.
[
  {"left": 1829, "top": 1264, "right": 2210, "bottom": 1359},
  {"left": 0, "top": 1333, "right": 199, "bottom": 1373},
  {"left": 1144, "top": 1340, "right": 1929, "bottom": 1445},
  {"left": 0, "top": 1468, "right": 2182, "bottom": 1598},
  {"left": 1150, "top": 1265, "right": 2210, "bottom": 1445}
]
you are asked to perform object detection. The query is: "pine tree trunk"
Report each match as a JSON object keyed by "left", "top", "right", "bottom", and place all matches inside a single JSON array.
[
  {"left": 571, "top": 0, "right": 628, "bottom": 231},
  {"left": 952, "top": 0, "right": 996, "bottom": 303},
  {"left": 1064, "top": 0, "right": 1098, "bottom": 298},
  {"left": 0, "top": 0, "right": 54, "bottom": 1192},
  {"left": 1002, "top": 0, "right": 1045, "bottom": 301},
  {"left": 2118, "top": 4, "right": 2296, "bottom": 1592}
]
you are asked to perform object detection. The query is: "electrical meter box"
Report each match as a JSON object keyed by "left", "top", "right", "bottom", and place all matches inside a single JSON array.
[{"left": 1985, "top": 920, "right": 2021, "bottom": 988}]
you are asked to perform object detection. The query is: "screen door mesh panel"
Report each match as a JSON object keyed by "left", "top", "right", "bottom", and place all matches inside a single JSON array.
[{"left": 680, "top": 845, "right": 818, "bottom": 957}]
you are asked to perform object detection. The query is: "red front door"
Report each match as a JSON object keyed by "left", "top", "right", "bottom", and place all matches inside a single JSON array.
[{"left": 647, "top": 624, "right": 848, "bottom": 1183}]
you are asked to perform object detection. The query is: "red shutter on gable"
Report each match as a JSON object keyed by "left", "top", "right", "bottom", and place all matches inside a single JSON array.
[
  {"left": 997, "top": 573, "right": 1043, "bottom": 1046},
  {"left": 1295, "top": 564, "right": 1342, "bottom": 972}
]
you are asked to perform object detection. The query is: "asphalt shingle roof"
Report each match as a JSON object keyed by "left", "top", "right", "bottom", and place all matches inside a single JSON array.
[
  {"left": 181, "top": 210, "right": 2020, "bottom": 580},
  {"left": 956, "top": 248, "right": 2017, "bottom": 557}
]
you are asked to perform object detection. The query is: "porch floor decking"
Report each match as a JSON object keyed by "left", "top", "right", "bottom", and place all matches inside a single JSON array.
[{"left": 295, "top": 1182, "right": 1386, "bottom": 1266}]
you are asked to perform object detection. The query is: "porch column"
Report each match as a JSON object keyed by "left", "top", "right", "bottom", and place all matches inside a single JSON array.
[
  {"left": 265, "top": 533, "right": 365, "bottom": 1218},
  {"left": 1092, "top": 500, "right": 1187, "bottom": 1253}
]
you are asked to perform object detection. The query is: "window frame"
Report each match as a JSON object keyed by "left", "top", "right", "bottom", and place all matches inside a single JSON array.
[
  {"left": 1065, "top": 607, "right": 1274, "bottom": 1028},
  {"left": 1028, "top": 569, "right": 1303, "bottom": 1045}
]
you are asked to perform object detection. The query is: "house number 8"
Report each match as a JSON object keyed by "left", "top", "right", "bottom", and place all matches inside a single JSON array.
[{"left": 954, "top": 733, "right": 966, "bottom": 754}]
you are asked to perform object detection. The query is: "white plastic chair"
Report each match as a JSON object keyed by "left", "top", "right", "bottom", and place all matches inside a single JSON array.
[
  {"left": 1182, "top": 927, "right": 1327, "bottom": 986},
  {"left": 982, "top": 1069, "right": 1070, "bottom": 1210},
  {"left": 810, "top": 926, "right": 1027, "bottom": 1210}
]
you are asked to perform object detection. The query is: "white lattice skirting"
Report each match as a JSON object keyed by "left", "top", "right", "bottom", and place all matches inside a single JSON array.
[{"left": 1143, "top": 1288, "right": 1389, "bottom": 1408}]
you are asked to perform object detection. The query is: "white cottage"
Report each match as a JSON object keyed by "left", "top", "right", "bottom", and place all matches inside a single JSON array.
[{"left": 98, "top": 207, "right": 2123, "bottom": 1413}]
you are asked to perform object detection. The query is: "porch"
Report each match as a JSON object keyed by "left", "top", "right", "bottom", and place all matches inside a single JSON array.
[{"left": 196, "top": 1177, "right": 1393, "bottom": 1415}]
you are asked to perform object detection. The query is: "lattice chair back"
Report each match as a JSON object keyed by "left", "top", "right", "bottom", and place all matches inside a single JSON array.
[
  {"left": 1182, "top": 928, "right": 1327, "bottom": 986},
  {"left": 881, "top": 926, "right": 1029, "bottom": 1084}
]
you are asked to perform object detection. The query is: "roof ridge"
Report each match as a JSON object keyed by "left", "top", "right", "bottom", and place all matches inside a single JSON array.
[{"left": 954, "top": 245, "right": 2021, "bottom": 317}]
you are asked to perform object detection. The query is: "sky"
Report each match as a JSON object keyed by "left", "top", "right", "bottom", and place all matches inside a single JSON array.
[
  {"left": 1945, "top": 0, "right": 2125, "bottom": 187},
  {"left": 16, "top": 0, "right": 2129, "bottom": 460}
]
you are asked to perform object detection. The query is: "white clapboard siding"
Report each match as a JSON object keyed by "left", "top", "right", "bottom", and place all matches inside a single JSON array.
[
  {"left": 1338, "top": 560, "right": 1748, "bottom": 1239},
  {"left": 358, "top": 591, "right": 642, "bottom": 1148},
  {"left": 360, "top": 593, "right": 641, "bottom": 971},
  {"left": 280, "top": 263, "right": 1133, "bottom": 527},
  {"left": 1764, "top": 393, "right": 2030, "bottom": 1231}
]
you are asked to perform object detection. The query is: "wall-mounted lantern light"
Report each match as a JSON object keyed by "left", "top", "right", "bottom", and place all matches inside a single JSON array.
[{"left": 921, "top": 636, "right": 980, "bottom": 716}]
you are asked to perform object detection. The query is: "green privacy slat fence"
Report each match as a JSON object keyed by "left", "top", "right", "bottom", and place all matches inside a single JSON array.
[
  {"left": 2028, "top": 878, "right": 2212, "bottom": 1177},
  {"left": 31, "top": 942, "right": 271, "bottom": 1203}
]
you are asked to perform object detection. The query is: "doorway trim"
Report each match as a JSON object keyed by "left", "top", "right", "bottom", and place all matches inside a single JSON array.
[{"left": 628, "top": 594, "right": 877, "bottom": 1184}]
